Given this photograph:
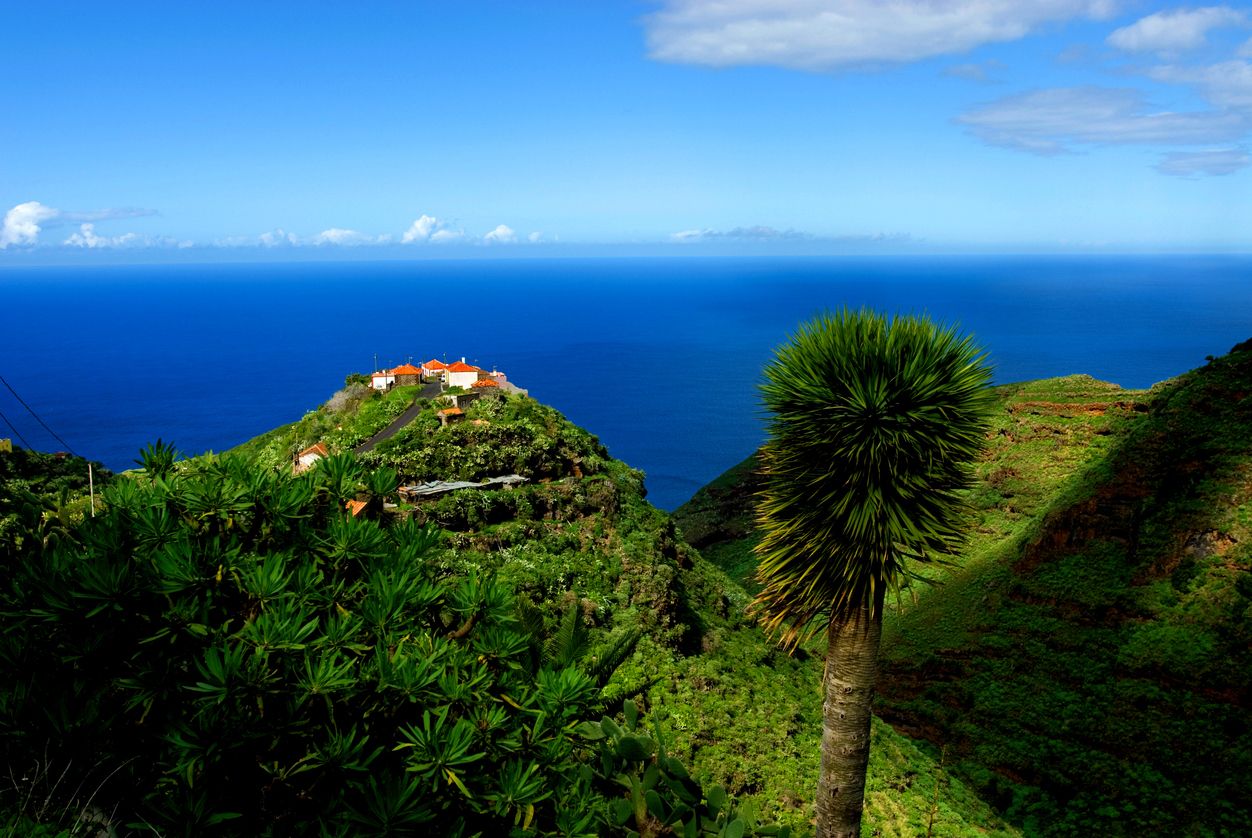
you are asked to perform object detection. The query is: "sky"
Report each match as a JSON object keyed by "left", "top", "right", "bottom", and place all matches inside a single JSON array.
[{"left": 2, "top": 0, "right": 1251, "bottom": 260}]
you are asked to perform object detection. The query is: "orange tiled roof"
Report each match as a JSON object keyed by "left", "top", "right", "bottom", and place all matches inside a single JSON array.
[
  {"left": 299, "top": 442, "right": 329, "bottom": 459},
  {"left": 371, "top": 370, "right": 392, "bottom": 378},
  {"left": 423, "top": 359, "right": 447, "bottom": 370},
  {"left": 446, "top": 361, "right": 480, "bottom": 373},
  {"left": 391, "top": 363, "right": 422, "bottom": 375},
  {"left": 471, "top": 378, "right": 500, "bottom": 388},
  {"left": 438, "top": 407, "right": 464, "bottom": 416},
  {"left": 345, "top": 499, "right": 367, "bottom": 517}
]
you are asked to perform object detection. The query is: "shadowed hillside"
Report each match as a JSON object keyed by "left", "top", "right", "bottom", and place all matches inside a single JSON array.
[{"left": 674, "top": 342, "right": 1252, "bottom": 836}]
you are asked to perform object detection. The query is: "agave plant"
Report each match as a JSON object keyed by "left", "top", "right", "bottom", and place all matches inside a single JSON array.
[{"left": 752, "top": 309, "right": 993, "bottom": 837}]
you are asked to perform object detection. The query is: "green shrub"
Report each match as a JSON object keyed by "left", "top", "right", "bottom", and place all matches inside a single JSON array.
[{"left": 0, "top": 447, "right": 773, "bottom": 836}]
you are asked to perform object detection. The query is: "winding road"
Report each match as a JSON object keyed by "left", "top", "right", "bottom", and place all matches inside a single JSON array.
[{"left": 353, "top": 382, "right": 443, "bottom": 454}]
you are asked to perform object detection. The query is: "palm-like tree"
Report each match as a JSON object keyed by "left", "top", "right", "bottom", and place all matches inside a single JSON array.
[{"left": 752, "top": 309, "right": 993, "bottom": 838}]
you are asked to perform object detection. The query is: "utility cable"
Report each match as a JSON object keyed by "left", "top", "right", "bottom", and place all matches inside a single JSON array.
[
  {"left": 0, "top": 404, "right": 34, "bottom": 450},
  {"left": 0, "top": 375, "right": 78, "bottom": 456}
]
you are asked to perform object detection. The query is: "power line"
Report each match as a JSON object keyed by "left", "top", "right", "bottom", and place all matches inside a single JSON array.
[
  {"left": 0, "top": 375, "right": 78, "bottom": 456},
  {"left": 0, "top": 404, "right": 34, "bottom": 450}
]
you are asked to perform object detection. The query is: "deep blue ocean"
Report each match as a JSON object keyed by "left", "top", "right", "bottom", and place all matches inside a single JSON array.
[{"left": 1, "top": 256, "right": 1249, "bottom": 510}]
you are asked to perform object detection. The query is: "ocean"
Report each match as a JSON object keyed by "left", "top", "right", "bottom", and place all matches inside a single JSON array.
[{"left": 1, "top": 256, "right": 1249, "bottom": 510}]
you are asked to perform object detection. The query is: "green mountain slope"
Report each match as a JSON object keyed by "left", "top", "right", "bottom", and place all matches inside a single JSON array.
[
  {"left": 675, "top": 344, "right": 1252, "bottom": 836},
  {"left": 2, "top": 381, "right": 1032, "bottom": 834},
  {"left": 226, "top": 383, "right": 1017, "bottom": 835}
]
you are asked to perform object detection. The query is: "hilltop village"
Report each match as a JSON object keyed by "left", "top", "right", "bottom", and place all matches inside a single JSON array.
[
  {"left": 368, "top": 357, "right": 527, "bottom": 396},
  {"left": 292, "top": 357, "right": 532, "bottom": 506}
]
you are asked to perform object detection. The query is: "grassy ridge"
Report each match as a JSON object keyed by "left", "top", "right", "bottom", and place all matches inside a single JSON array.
[
  {"left": 674, "top": 347, "right": 1252, "bottom": 836},
  {"left": 881, "top": 348, "right": 1252, "bottom": 836}
]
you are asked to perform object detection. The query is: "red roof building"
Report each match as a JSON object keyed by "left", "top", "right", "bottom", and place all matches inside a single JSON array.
[
  {"left": 299, "top": 442, "right": 329, "bottom": 459},
  {"left": 390, "top": 363, "right": 422, "bottom": 376},
  {"left": 294, "top": 442, "right": 330, "bottom": 474},
  {"left": 437, "top": 406, "right": 465, "bottom": 427},
  {"left": 471, "top": 378, "right": 500, "bottom": 388}
]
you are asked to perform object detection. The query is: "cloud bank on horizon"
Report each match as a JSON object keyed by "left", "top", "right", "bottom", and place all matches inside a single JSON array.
[
  {"left": 670, "top": 225, "right": 910, "bottom": 244},
  {"left": 0, "top": 201, "right": 178, "bottom": 250},
  {"left": 2, "top": 203, "right": 544, "bottom": 253}
]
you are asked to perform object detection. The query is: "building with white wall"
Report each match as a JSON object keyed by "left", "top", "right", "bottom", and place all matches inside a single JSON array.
[{"left": 445, "top": 359, "right": 483, "bottom": 389}]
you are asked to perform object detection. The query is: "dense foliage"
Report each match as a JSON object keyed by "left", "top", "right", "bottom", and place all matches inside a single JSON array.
[
  {"left": 225, "top": 380, "right": 1026, "bottom": 836},
  {"left": 0, "top": 447, "right": 110, "bottom": 546},
  {"left": 0, "top": 376, "right": 1055, "bottom": 836},
  {"left": 0, "top": 446, "right": 775, "bottom": 836}
]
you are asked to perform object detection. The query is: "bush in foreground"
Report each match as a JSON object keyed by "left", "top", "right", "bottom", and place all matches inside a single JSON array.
[{"left": 0, "top": 447, "right": 780, "bottom": 837}]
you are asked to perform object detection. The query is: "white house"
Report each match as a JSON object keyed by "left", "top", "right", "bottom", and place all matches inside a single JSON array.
[
  {"left": 422, "top": 359, "right": 448, "bottom": 380},
  {"left": 445, "top": 359, "right": 484, "bottom": 389},
  {"left": 370, "top": 369, "right": 395, "bottom": 390}
]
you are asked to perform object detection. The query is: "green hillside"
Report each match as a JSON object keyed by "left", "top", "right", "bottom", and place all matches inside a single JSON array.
[
  {"left": 0, "top": 446, "right": 111, "bottom": 548},
  {"left": 675, "top": 343, "right": 1252, "bottom": 836},
  {"left": 228, "top": 381, "right": 1017, "bottom": 835},
  {"left": 2, "top": 380, "right": 1019, "bottom": 835}
]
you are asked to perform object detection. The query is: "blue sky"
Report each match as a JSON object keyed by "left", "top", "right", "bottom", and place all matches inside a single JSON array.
[{"left": 2, "top": 1, "right": 1251, "bottom": 259}]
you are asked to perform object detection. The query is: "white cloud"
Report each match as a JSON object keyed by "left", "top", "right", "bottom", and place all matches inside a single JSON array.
[
  {"left": 0, "top": 201, "right": 60, "bottom": 248},
  {"left": 61, "top": 207, "right": 157, "bottom": 223},
  {"left": 258, "top": 228, "right": 299, "bottom": 247},
  {"left": 955, "top": 59, "right": 1250, "bottom": 175},
  {"left": 402, "top": 214, "right": 465, "bottom": 243},
  {"left": 1156, "top": 146, "right": 1251, "bottom": 175},
  {"left": 62, "top": 223, "right": 185, "bottom": 249},
  {"left": 401, "top": 214, "right": 439, "bottom": 243},
  {"left": 482, "top": 224, "right": 517, "bottom": 244},
  {"left": 2, "top": 201, "right": 164, "bottom": 250},
  {"left": 311, "top": 228, "right": 389, "bottom": 246},
  {"left": 62, "top": 223, "right": 140, "bottom": 248},
  {"left": 527, "top": 231, "right": 544, "bottom": 243},
  {"left": 1107, "top": 6, "right": 1246, "bottom": 54},
  {"left": 671, "top": 225, "right": 908, "bottom": 243},
  {"left": 943, "top": 59, "right": 1006, "bottom": 82},
  {"left": 1240, "top": 36, "right": 1252, "bottom": 57},
  {"left": 672, "top": 225, "right": 814, "bottom": 241},
  {"left": 957, "top": 86, "right": 1246, "bottom": 154},
  {"left": 645, "top": 0, "right": 1116, "bottom": 72},
  {"left": 1149, "top": 60, "right": 1252, "bottom": 110}
]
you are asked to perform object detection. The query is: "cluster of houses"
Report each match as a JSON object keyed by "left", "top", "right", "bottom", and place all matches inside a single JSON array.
[
  {"left": 293, "top": 355, "right": 528, "bottom": 480},
  {"left": 370, "top": 357, "right": 525, "bottom": 395}
]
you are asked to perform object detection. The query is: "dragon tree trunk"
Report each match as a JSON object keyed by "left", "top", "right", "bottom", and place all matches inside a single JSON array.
[{"left": 815, "top": 602, "right": 882, "bottom": 838}]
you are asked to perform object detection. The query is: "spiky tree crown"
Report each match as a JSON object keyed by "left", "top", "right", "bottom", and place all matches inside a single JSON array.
[{"left": 752, "top": 309, "right": 994, "bottom": 646}]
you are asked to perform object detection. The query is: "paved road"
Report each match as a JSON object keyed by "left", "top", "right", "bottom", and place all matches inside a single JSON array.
[{"left": 353, "top": 382, "right": 443, "bottom": 454}]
